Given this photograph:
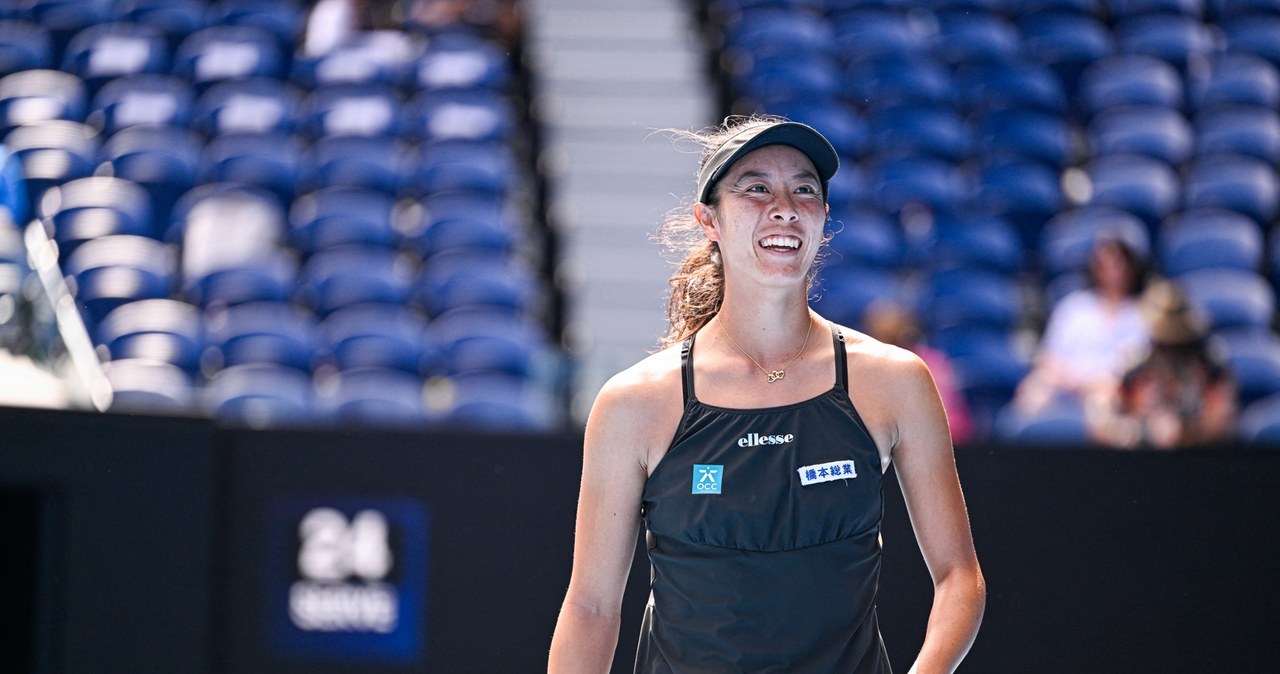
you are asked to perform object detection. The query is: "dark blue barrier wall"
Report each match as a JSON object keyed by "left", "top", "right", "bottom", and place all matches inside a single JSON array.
[{"left": 2, "top": 405, "right": 1278, "bottom": 673}]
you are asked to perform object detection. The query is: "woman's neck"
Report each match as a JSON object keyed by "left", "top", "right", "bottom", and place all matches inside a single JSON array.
[{"left": 712, "top": 287, "right": 816, "bottom": 363}]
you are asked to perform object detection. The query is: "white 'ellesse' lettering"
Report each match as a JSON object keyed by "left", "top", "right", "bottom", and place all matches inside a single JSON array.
[{"left": 737, "top": 432, "right": 796, "bottom": 447}]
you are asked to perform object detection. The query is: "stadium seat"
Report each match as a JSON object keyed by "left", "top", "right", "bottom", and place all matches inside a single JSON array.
[
  {"left": 975, "top": 108, "right": 1073, "bottom": 167},
  {"left": 1238, "top": 393, "right": 1280, "bottom": 445},
  {"left": 1078, "top": 54, "right": 1183, "bottom": 115},
  {"left": 99, "top": 124, "right": 202, "bottom": 227},
  {"left": 61, "top": 22, "right": 169, "bottom": 94},
  {"left": 61, "top": 234, "right": 176, "bottom": 327},
  {"left": 291, "top": 30, "right": 423, "bottom": 90},
  {"left": 94, "top": 298, "right": 203, "bottom": 373},
  {"left": 1085, "top": 153, "right": 1182, "bottom": 228},
  {"left": 193, "top": 77, "right": 303, "bottom": 136},
  {"left": 831, "top": 9, "right": 928, "bottom": 63},
  {"left": 427, "top": 307, "right": 549, "bottom": 379},
  {"left": 206, "top": 0, "right": 305, "bottom": 52},
  {"left": 918, "top": 266, "right": 1021, "bottom": 332},
  {"left": 867, "top": 103, "right": 971, "bottom": 162},
  {"left": 0, "top": 69, "right": 87, "bottom": 136},
  {"left": 868, "top": 155, "right": 967, "bottom": 215},
  {"left": 1221, "top": 14, "right": 1280, "bottom": 67},
  {"left": 1194, "top": 106, "right": 1280, "bottom": 164},
  {"left": 103, "top": 358, "right": 195, "bottom": 414},
  {"left": 0, "top": 20, "right": 53, "bottom": 77},
  {"left": 921, "top": 214, "right": 1023, "bottom": 273},
  {"left": 289, "top": 186, "right": 400, "bottom": 254},
  {"left": 956, "top": 60, "right": 1068, "bottom": 115},
  {"left": 767, "top": 102, "right": 866, "bottom": 160},
  {"left": 1107, "top": 0, "right": 1204, "bottom": 17},
  {"left": 442, "top": 372, "right": 554, "bottom": 431},
  {"left": 1188, "top": 53, "right": 1280, "bottom": 112},
  {"left": 20, "top": 0, "right": 113, "bottom": 61},
  {"left": 174, "top": 183, "right": 289, "bottom": 306},
  {"left": 87, "top": 74, "right": 196, "bottom": 135},
  {"left": 1158, "top": 208, "right": 1264, "bottom": 275},
  {"left": 184, "top": 249, "right": 296, "bottom": 309},
  {"left": 974, "top": 157, "right": 1063, "bottom": 245},
  {"left": 1114, "top": 14, "right": 1214, "bottom": 72},
  {"left": 202, "top": 362, "right": 315, "bottom": 427},
  {"left": 1087, "top": 105, "right": 1193, "bottom": 166},
  {"left": 1176, "top": 267, "right": 1276, "bottom": 332},
  {"left": 40, "top": 176, "right": 155, "bottom": 256},
  {"left": 415, "top": 254, "right": 539, "bottom": 318},
  {"left": 731, "top": 53, "right": 843, "bottom": 108},
  {"left": 4, "top": 119, "right": 98, "bottom": 209},
  {"left": 204, "top": 301, "right": 320, "bottom": 372},
  {"left": 1214, "top": 330, "right": 1280, "bottom": 408},
  {"left": 404, "top": 89, "right": 516, "bottom": 143},
  {"left": 413, "top": 32, "right": 512, "bottom": 93},
  {"left": 844, "top": 56, "right": 958, "bottom": 111},
  {"left": 174, "top": 25, "right": 287, "bottom": 91},
  {"left": 319, "top": 304, "right": 434, "bottom": 374},
  {"left": 413, "top": 207, "right": 516, "bottom": 261},
  {"left": 1016, "top": 12, "right": 1115, "bottom": 92},
  {"left": 296, "top": 246, "right": 417, "bottom": 316},
  {"left": 1039, "top": 206, "right": 1150, "bottom": 278},
  {"left": 116, "top": 0, "right": 209, "bottom": 51},
  {"left": 411, "top": 139, "right": 520, "bottom": 197},
  {"left": 197, "top": 132, "right": 303, "bottom": 204},
  {"left": 315, "top": 366, "right": 433, "bottom": 428},
  {"left": 301, "top": 81, "right": 404, "bottom": 139},
  {"left": 297, "top": 134, "right": 407, "bottom": 195},
  {"left": 993, "top": 399, "right": 1090, "bottom": 446},
  {"left": 1182, "top": 153, "right": 1280, "bottom": 225},
  {"left": 931, "top": 10, "right": 1022, "bottom": 65},
  {"left": 950, "top": 343, "right": 1032, "bottom": 439},
  {"left": 827, "top": 208, "right": 904, "bottom": 269}
]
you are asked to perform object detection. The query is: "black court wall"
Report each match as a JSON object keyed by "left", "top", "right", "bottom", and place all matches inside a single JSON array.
[{"left": 1, "top": 405, "right": 1278, "bottom": 673}]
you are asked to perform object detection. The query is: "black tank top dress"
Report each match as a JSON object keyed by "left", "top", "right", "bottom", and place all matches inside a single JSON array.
[{"left": 635, "top": 325, "right": 892, "bottom": 673}]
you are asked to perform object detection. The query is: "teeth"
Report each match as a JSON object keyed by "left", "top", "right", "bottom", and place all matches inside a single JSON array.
[{"left": 760, "top": 236, "right": 800, "bottom": 250}]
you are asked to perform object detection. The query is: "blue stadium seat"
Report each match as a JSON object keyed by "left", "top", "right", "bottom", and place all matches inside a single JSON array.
[
  {"left": 289, "top": 186, "right": 399, "bottom": 254},
  {"left": 721, "top": 7, "right": 837, "bottom": 62},
  {"left": 949, "top": 340, "right": 1032, "bottom": 439},
  {"left": 0, "top": 20, "right": 53, "bottom": 77},
  {"left": 921, "top": 214, "right": 1023, "bottom": 273},
  {"left": 1039, "top": 206, "right": 1150, "bottom": 277},
  {"left": 291, "top": 30, "right": 423, "bottom": 90},
  {"left": 413, "top": 32, "right": 512, "bottom": 93},
  {"left": 173, "top": 183, "right": 290, "bottom": 307},
  {"left": 202, "top": 362, "right": 315, "bottom": 427},
  {"left": 442, "top": 372, "right": 553, "bottom": 431},
  {"left": 174, "top": 25, "right": 287, "bottom": 91},
  {"left": 1007, "top": 0, "right": 1102, "bottom": 13},
  {"left": 116, "top": 0, "right": 209, "bottom": 51},
  {"left": 5, "top": 119, "right": 98, "bottom": 209},
  {"left": 831, "top": 9, "right": 928, "bottom": 63},
  {"left": 1214, "top": 330, "right": 1280, "bottom": 408},
  {"left": 404, "top": 89, "right": 515, "bottom": 143},
  {"left": 1106, "top": 0, "right": 1205, "bottom": 17},
  {"left": 316, "top": 367, "right": 432, "bottom": 428},
  {"left": 1016, "top": 12, "right": 1115, "bottom": 92},
  {"left": 415, "top": 254, "right": 539, "bottom": 318},
  {"left": 203, "top": 301, "right": 319, "bottom": 372},
  {"left": 40, "top": 176, "right": 155, "bottom": 255},
  {"left": 296, "top": 246, "right": 416, "bottom": 316},
  {"left": 302, "top": 81, "right": 404, "bottom": 139},
  {"left": 61, "top": 234, "right": 175, "bottom": 327},
  {"left": 918, "top": 266, "right": 1021, "bottom": 332},
  {"left": 931, "top": 10, "right": 1022, "bottom": 65},
  {"left": 868, "top": 155, "right": 967, "bottom": 215},
  {"left": 956, "top": 61, "right": 1068, "bottom": 115},
  {"left": 411, "top": 139, "right": 520, "bottom": 197},
  {"left": 1158, "top": 208, "right": 1263, "bottom": 275},
  {"left": 1114, "top": 13, "right": 1214, "bottom": 72},
  {"left": 20, "top": 0, "right": 113, "bottom": 62},
  {"left": 206, "top": 0, "right": 305, "bottom": 52},
  {"left": 183, "top": 249, "right": 296, "bottom": 309},
  {"left": 1221, "top": 13, "right": 1280, "bottom": 67},
  {"left": 1087, "top": 105, "right": 1193, "bottom": 165},
  {"left": 824, "top": 162, "right": 872, "bottom": 212},
  {"left": 868, "top": 103, "right": 971, "bottom": 162},
  {"left": 993, "top": 399, "right": 1090, "bottom": 446},
  {"left": 1208, "top": 0, "right": 1280, "bottom": 18},
  {"left": 427, "top": 307, "right": 549, "bottom": 379},
  {"left": 95, "top": 298, "right": 203, "bottom": 373},
  {"left": 413, "top": 206, "right": 516, "bottom": 261},
  {"left": 732, "top": 54, "right": 843, "bottom": 108},
  {"left": 1078, "top": 54, "right": 1183, "bottom": 115},
  {"left": 100, "top": 124, "right": 201, "bottom": 227},
  {"left": 1188, "top": 53, "right": 1280, "bottom": 112},
  {"left": 1238, "top": 392, "right": 1280, "bottom": 445},
  {"left": 844, "top": 56, "right": 958, "bottom": 111},
  {"left": 103, "top": 358, "right": 195, "bottom": 413},
  {"left": 1177, "top": 268, "right": 1275, "bottom": 332},
  {"left": 167, "top": 181, "right": 284, "bottom": 243},
  {"left": 975, "top": 108, "right": 1074, "bottom": 167},
  {"left": 1194, "top": 106, "right": 1280, "bottom": 164},
  {"left": 1085, "top": 153, "right": 1182, "bottom": 228},
  {"left": 197, "top": 132, "right": 302, "bottom": 204},
  {"left": 1182, "top": 153, "right": 1280, "bottom": 225},
  {"left": 768, "top": 102, "right": 866, "bottom": 159},
  {"left": 827, "top": 208, "right": 904, "bottom": 269},
  {"left": 87, "top": 74, "right": 195, "bottom": 135},
  {"left": 193, "top": 77, "right": 302, "bottom": 136},
  {"left": 297, "top": 135, "right": 407, "bottom": 195},
  {"left": 62, "top": 22, "right": 170, "bottom": 94},
  {"left": 0, "top": 69, "right": 87, "bottom": 136},
  {"left": 974, "top": 157, "right": 1063, "bottom": 245},
  {"left": 319, "top": 304, "right": 434, "bottom": 374}
]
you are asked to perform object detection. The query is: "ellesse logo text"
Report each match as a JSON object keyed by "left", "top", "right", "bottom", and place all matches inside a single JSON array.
[{"left": 737, "top": 432, "right": 795, "bottom": 447}]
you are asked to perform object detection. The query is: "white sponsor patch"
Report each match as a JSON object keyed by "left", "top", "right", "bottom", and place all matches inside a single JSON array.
[{"left": 798, "top": 460, "right": 857, "bottom": 486}]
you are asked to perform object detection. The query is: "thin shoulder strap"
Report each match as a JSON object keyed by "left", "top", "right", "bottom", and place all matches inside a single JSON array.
[
  {"left": 680, "top": 333, "right": 696, "bottom": 404},
  {"left": 831, "top": 323, "right": 848, "bottom": 390}
]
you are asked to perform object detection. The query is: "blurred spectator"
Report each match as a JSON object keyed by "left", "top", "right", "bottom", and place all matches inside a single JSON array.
[
  {"left": 1089, "top": 280, "right": 1238, "bottom": 449},
  {"left": 304, "top": 0, "right": 401, "bottom": 56},
  {"left": 865, "top": 300, "right": 974, "bottom": 446},
  {"left": 1015, "top": 235, "right": 1149, "bottom": 415},
  {"left": 404, "top": 0, "right": 523, "bottom": 49}
]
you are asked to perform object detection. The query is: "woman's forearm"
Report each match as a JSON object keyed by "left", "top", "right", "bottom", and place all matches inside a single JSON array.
[{"left": 908, "top": 566, "right": 987, "bottom": 674}]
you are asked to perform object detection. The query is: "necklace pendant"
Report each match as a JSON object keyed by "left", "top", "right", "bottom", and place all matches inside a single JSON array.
[{"left": 767, "top": 370, "right": 784, "bottom": 383}]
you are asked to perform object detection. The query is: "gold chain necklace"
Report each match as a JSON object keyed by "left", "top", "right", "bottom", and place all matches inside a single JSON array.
[{"left": 719, "top": 314, "right": 815, "bottom": 383}]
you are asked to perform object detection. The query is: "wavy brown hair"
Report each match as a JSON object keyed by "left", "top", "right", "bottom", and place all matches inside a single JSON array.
[{"left": 657, "top": 115, "right": 832, "bottom": 347}]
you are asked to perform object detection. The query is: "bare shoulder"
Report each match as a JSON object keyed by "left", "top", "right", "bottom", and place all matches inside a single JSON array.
[
  {"left": 836, "top": 324, "right": 933, "bottom": 389},
  {"left": 587, "top": 345, "right": 687, "bottom": 472}
]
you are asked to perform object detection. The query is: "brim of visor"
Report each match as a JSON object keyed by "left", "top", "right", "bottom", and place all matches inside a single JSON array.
[{"left": 696, "top": 122, "right": 840, "bottom": 204}]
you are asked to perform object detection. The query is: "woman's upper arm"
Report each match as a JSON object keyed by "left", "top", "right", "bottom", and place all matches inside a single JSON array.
[
  {"left": 889, "top": 354, "right": 981, "bottom": 582},
  {"left": 561, "top": 377, "right": 655, "bottom": 615}
]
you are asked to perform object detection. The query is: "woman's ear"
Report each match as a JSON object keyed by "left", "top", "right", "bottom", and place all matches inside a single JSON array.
[{"left": 694, "top": 202, "right": 719, "bottom": 242}]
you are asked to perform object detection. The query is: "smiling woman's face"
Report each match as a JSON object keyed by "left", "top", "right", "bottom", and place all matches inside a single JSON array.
[{"left": 700, "top": 144, "right": 828, "bottom": 287}]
